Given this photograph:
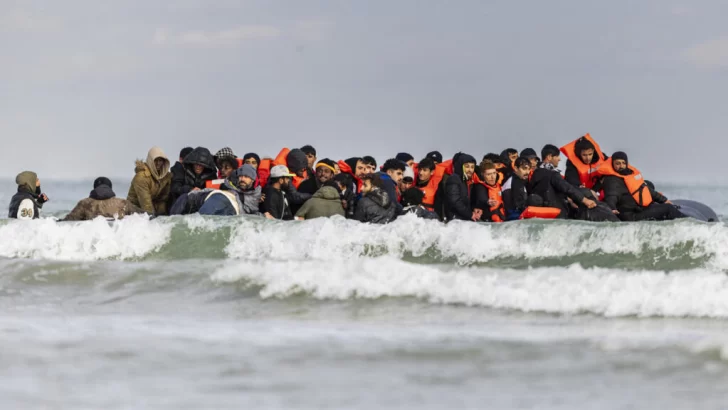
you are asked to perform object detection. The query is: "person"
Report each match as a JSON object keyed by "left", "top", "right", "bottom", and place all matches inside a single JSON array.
[
  {"left": 217, "top": 156, "right": 239, "bottom": 179},
  {"left": 482, "top": 153, "right": 509, "bottom": 184},
  {"left": 8, "top": 171, "right": 48, "bottom": 220},
  {"left": 62, "top": 177, "right": 143, "bottom": 221},
  {"left": 401, "top": 188, "right": 438, "bottom": 220},
  {"left": 378, "top": 159, "right": 405, "bottom": 214},
  {"left": 415, "top": 158, "right": 442, "bottom": 210},
  {"left": 297, "top": 158, "right": 337, "bottom": 195},
  {"left": 198, "top": 165, "right": 262, "bottom": 216},
  {"left": 261, "top": 165, "right": 295, "bottom": 220},
  {"left": 214, "top": 147, "right": 237, "bottom": 173},
  {"left": 287, "top": 148, "right": 310, "bottom": 183},
  {"left": 399, "top": 166, "right": 415, "bottom": 197},
  {"left": 170, "top": 147, "right": 194, "bottom": 186},
  {"left": 295, "top": 181, "right": 345, "bottom": 220},
  {"left": 561, "top": 133, "right": 607, "bottom": 190},
  {"left": 354, "top": 173, "right": 396, "bottom": 224},
  {"left": 169, "top": 147, "right": 217, "bottom": 207},
  {"left": 501, "top": 148, "right": 519, "bottom": 165},
  {"left": 362, "top": 156, "right": 378, "bottom": 173},
  {"left": 128, "top": 147, "right": 172, "bottom": 215},
  {"left": 243, "top": 153, "right": 260, "bottom": 169},
  {"left": 301, "top": 145, "right": 317, "bottom": 177},
  {"left": 501, "top": 157, "right": 531, "bottom": 220},
  {"left": 520, "top": 148, "right": 540, "bottom": 169},
  {"left": 599, "top": 152, "right": 683, "bottom": 221},
  {"left": 396, "top": 153, "right": 415, "bottom": 168},
  {"left": 444, "top": 152, "right": 480, "bottom": 221},
  {"left": 334, "top": 173, "right": 357, "bottom": 219},
  {"left": 425, "top": 151, "right": 443, "bottom": 165},
  {"left": 526, "top": 148, "right": 597, "bottom": 218},
  {"left": 540, "top": 144, "right": 562, "bottom": 172},
  {"left": 471, "top": 161, "right": 505, "bottom": 222}
]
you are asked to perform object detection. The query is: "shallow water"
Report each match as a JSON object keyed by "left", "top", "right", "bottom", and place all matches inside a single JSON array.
[{"left": 1, "top": 179, "right": 728, "bottom": 409}]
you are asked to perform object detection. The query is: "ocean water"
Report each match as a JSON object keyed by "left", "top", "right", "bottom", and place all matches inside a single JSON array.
[{"left": 2, "top": 179, "right": 728, "bottom": 409}]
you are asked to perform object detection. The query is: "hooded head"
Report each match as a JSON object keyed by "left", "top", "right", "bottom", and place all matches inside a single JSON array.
[
  {"left": 452, "top": 152, "right": 477, "bottom": 180},
  {"left": 90, "top": 177, "right": 115, "bottom": 200},
  {"left": 15, "top": 171, "right": 38, "bottom": 194},
  {"left": 286, "top": 149, "right": 309, "bottom": 176},
  {"left": 184, "top": 147, "right": 217, "bottom": 174},
  {"left": 144, "top": 147, "right": 170, "bottom": 181},
  {"left": 611, "top": 151, "right": 631, "bottom": 175},
  {"left": 94, "top": 177, "right": 112, "bottom": 189}
]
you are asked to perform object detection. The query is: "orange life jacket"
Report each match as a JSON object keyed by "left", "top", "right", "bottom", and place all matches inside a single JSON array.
[
  {"left": 257, "top": 158, "right": 272, "bottom": 188},
  {"left": 272, "top": 148, "right": 308, "bottom": 188},
  {"left": 519, "top": 206, "right": 562, "bottom": 220},
  {"left": 598, "top": 160, "right": 653, "bottom": 207},
  {"left": 560, "top": 133, "right": 605, "bottom": 189},
  {"left": 417, "top": 160, "right": 451, "bottom": 210},
  {"left": 337, "top": 159, "right": 364, "bottom": 193},
  {"left": 481, "top": 182, "right": 505, "bottom": 222}
]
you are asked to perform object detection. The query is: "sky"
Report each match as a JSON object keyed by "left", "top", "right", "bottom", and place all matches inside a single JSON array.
[{"left": 1, "top": 0, "right": 728, "bottom": 183}]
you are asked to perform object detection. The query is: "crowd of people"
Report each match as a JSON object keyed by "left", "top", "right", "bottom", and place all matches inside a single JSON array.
[{"left": 8, "top": 134, "right": 686, "bottom": 223}]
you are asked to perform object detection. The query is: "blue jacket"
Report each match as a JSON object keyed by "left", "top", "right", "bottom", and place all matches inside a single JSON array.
[{"left": 377, "top": 173, "right": 403, "bottom": 215}]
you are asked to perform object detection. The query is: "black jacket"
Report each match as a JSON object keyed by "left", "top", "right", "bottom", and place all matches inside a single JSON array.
[
  {"left": 444, "top": 154, "right": 476, "bottom": 221},
  {"left": 297, "top": 177, "right": 320, "bottom": 196},
  {"left": 341, "top": 188, "right": 357, "bottom": 219},
  {"left": 470, "top": 183, "right": 506, "bottom": 222},
  {"left": 377, "top": 173, "right": 403, "bottom": 215},
  {"left": 169, "top": 148, "right": 217, "bottom": 207},
  {"left": 602, "top": 172, "right": 667, "bottom": 213},
  {"left": 501, "top": 175, "right": 528, "bottom": 218},
  {"left": 527, "top": 167, "right": 584, "bottom": 212},
  {"left": 8, "top": 188, "right": 42, "bottom": 219},
  {"left": 261, "top": 185, "right": 293, "bottom": 220},
  {"left": 281, "top": 182, "right": 312, "bottom": 216},
  {"left": 354, "top": 189, "right": 396, "bottom": 224}
]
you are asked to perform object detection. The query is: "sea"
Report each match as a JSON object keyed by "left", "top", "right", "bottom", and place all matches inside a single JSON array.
[{"left": 1, "top": 179, "right": 728, "bottom": 409}]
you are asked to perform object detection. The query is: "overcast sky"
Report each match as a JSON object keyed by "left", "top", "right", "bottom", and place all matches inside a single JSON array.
[{"left": 2, "top": 0, "right": 727, "bottom": 182}]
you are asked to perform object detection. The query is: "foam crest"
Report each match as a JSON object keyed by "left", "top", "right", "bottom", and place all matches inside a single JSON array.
[
  {"left": 212, "top": 258, "right": 728, "bottom": 318},
  {"left": 0, "top": 214, "right": 172, "bottom": 261}
]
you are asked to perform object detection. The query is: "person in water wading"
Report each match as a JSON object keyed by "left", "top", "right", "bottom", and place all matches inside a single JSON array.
[
  {"left": 127, "top": 147, "right": 172, "bottom": 216},
  {"left": 62, "top": 177, "right": 143, "bottom": 221},
  {"left": 8, "top": 171, "right": 49, "bottom": 219}
]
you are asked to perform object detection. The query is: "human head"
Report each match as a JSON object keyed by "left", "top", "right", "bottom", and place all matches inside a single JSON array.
[
  {"left": 301, "top": 145, "right": 317, "bottom": 168},
  {"left": 361, "top": 173, "right": 383, "bottom": 195},
  {"left": 402, "top": 187, "right": 425, "bottom": 207},
  {"left": 235, "top": 164, "right": 257, "bottom": 190},
  {"left": 214, "top": 147, "right": 236, "bottom": 168},
  {"left": 540, "top": 144, "right": 561, "bottom": 168},
  {"left": 400, "top": 166, "right": 415, "bottom": 192},
  {"left": 315, "top": 158, "right": 337, "bottom": 184},
  {"left": 179, "top": 147, "right": 193, "bottom": 163},
  {"left": 362, "top": 156, "right": 377, "bottom": 173},
  {"left": 382, "top": 159, "right": 406, "bottom": 184},
  {"left": 242, "top": 153, "right": 260, "bottom": 169},
  {"left": 15, "top": 171, "right": 39, "bottom": 194},
  {"left": 418, "top": 158, "right": 436, "bottom": 183},
  {"left": 574, "top": 137, "right": 596, "bottom": 165},
  {"left": 333, "top": 172, "right": 352, "bottom": 193},
  {"left": 520, "top": 148, "right": 539, "bottom": 168},
  {"left": 269, "top": 165, "right": 295, "bottom": 187},
  {"left": 502, "top": 148, "right": 519, "bottom": 164},
  {"left": 286, "top": 149, "right": 309, "bottom": 177},
  {"left": 145, "top": 147, "right": 170, "bottom": 179},
  {"left": 218, "top": 157, "right": 239, "bottom": 178},
  {"left": 513, "top": 157, "right": 532, "bottom": 180},
  {"left": 345, "top": 157, "right": 367, "bottom": 179},
  {"left": 611, "top": 151, "right": 629, "bottom": 173},
  {"left": 453, "top": 152, "right": 477, "bottom": 181},
  {"left": 395, "top": 153, "right": 415, "bottom": 168},
  {"left": 479, "top": 160, "right": 498, "bottom": 186},
  {"left": 93, "top": 177, "right": 112, "bottom": 189},
  {"left": 425, "top": 151, "right": 443, "bottom": 164}
]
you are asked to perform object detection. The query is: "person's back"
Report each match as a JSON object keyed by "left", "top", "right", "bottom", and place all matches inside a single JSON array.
[
  {"left": 8, "top": 171, "right": 48, "bottom": 220},
  {"left": 63, "top": 178, "right": 142, "bottom": 221},
  {"left": 295, "top": 185, "right": 345, "bottom": 220}
]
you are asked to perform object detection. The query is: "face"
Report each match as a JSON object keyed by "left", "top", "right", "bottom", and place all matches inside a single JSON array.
[
  {"left": 334, "top": 163, "right": 340, "bottom": 174},
  {"left": 316, "top": 167, "right": 334, "bottom": 184},
  {"left": 612, "top": 159, "right": 627, "bottom": 172},
  {"left": 579, "top": 148, "right": 595, "bottom": 164},
  {"left": 463, "top": 163, "right": 475, "bottom": 180},
  {"left": 244, "top": 158, "right": 259, "bottom": 169},
  {"left": 545, "top": 154, "right": 561, "bottom": 168},
  {"left": 387, "top": 169, "right": 404, "bottom": 184},
  {"left": 295, "top": 168, "right": 306, "bottom": 178},
  {"left": 515, "top": 164, "right": 531, "bottom": 180},
  {"left": 399, "top": 179, "right": 413, "bottom": 191},
  {"left": 366, "top": 163, "right": 377, "bottom": 173},
  {"left": 154, "top": 158, "right": 166, "bottom": 172},
  {"left": 405, "top": 159, "right": 415, "bottom": 168},
  {"left": 36, "top": 178, "right": 41, "bottom": 187},
  {"left": 282, "top": 177, "right": 291, "bottom": 187},
  {"left": 238, "top": 175, "right": 254, "bottom": 190},
  {"left": 509, "top": 152, "right": 519, "bottom": 162},
  {"left": 355, "top": 161, "right": 368, "bottom": 178},
  {"left": 306, "top": 153, "right": 316, "bottom": 168},
  {"left": 528, "top": 157, "right": 538, "bottom": 168},
  {"left": 220, "top": 162, "right": 235, "bottom": 178},
  {"left": 193, "top": 164, "right": 205, "bottom": 175},
  {"left": 418, "top": 167, "right": 433, "bottom": 183},
  {"left": 361, "top": 179, "right": 373, "bottom": 194},
  {"left": 484, "top": 169, "right": 498, "bottom": 186}
]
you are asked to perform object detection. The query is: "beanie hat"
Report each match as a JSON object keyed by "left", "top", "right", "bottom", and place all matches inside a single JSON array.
[
  {"left": 242, "top": 152, "right": 260, "bottom": 165},
  {"left": 301, "top": 145, "right": 317, "bottom": 156},
  {"left": 611, "top": 151, "right": 629, "bottom": 166},
  {"left": 93, "top": 177, "right": 112, "bottom": 189},
  {"left": 396, "top": 152, "right": 414, "bottom": 163},
  {"left": 286, "top": 149, "right": 308, "bottom": 173},
  {"left": 426, "top": 151, "right": 443, "bottom": 164},
  {"left": 239, "top": 164, "right": 257, "bottom": 180}
]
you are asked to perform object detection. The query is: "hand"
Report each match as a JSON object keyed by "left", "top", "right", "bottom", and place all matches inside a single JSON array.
[
  {"left": 582, "top": 198, "right": 597, "bottom": 209},
  {"left": 471, "top": 208, "right": 483, "bottom": 221},
  {"left": 39, "top": 193, "right": 49, "bottom": 203},
  {"left": 487, "top": 199, "right": 498, "bottom": 207},
  {"left": 612, "top": 209, "right": 620, "bottom": 215},
  {"left": 665, "top": 200, "right": 672, "bottom": 205},
  {"left": 264, "top": 212, "right": 274, "bottom": 220},
  {"left": 192, "top": 187, "right": 200, "bottom": 192}
]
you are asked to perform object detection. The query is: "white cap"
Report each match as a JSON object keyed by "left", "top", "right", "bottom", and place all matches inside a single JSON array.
[
  {"left": 403, "top": 166, "right": 415, "bottom": 182},
  {"left": 270, "top": 165, "right": 296, "bottom": 178}
]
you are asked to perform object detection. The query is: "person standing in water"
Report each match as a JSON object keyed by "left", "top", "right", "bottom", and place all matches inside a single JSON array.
[
  {"left": 8, "top": 171, "right": 49, "bottom": 219},
  {"left": 127, "top": 147, "right": 172, "bottom": 216}
]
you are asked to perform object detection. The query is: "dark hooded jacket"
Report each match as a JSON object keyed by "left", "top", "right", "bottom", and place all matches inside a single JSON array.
[
  {"left": 377, "top": 172, "right": 403, "bottom": 215},
  {"left": 169, "top": 147, "right": 218, "bottom": 207},
  {"left": 527, "top": 165, "right": 585, "bottom": 218},
  {"left": 354, "top": 188, "right": 396, "bottom": 224},
  {"left": 8, "top": 171, "right": 45, "bottom": 219},
  {"left": 62, "top": 184, "right": 143, "bottom": 221},
  {"left": 444, "top": 153, "right": 477, "bottom": 221},
  {"left": 501, "top": 175, "right": 528, "bottom": 220}
]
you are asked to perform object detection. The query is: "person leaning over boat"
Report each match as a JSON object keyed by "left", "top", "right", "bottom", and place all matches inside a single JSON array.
[
  {"left": 127, "top": 146, "right": 172, "bottom": 216},
  {"left": 62, "top": 177, "right": 143, "bottom": 221},
  {"left": 8, "top": 171, "right": 48, "bottom": 219}
]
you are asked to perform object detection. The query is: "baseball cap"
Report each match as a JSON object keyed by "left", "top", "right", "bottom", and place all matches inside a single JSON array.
[{"left": 270, "top": 165, "right": 296, "bottom": 178}]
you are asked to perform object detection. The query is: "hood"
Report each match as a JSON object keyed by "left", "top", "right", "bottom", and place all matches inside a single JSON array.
[
  {"left": 15, "top": 171, "right": 37, "bottom": 194},
  {"left": 144, "top": 147, "right": 170, "bottom": 181},
  {"left": 368, "top": 188, "right": 392, "bottom": 209},
  {"left": 89, "top": 184, "right": 116, "bottom": 200},
  {"left": 183, "top": 147, "right": 217, "bottom": 173},
  {"left": 286, "top": 149, "right": 308, "bottom": 173},
  {"left": 313, "top": 185, "right": 341, "bottom": 200},
  {"left": 452, "top": 153, "right": 476, "bottom": 179}
]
